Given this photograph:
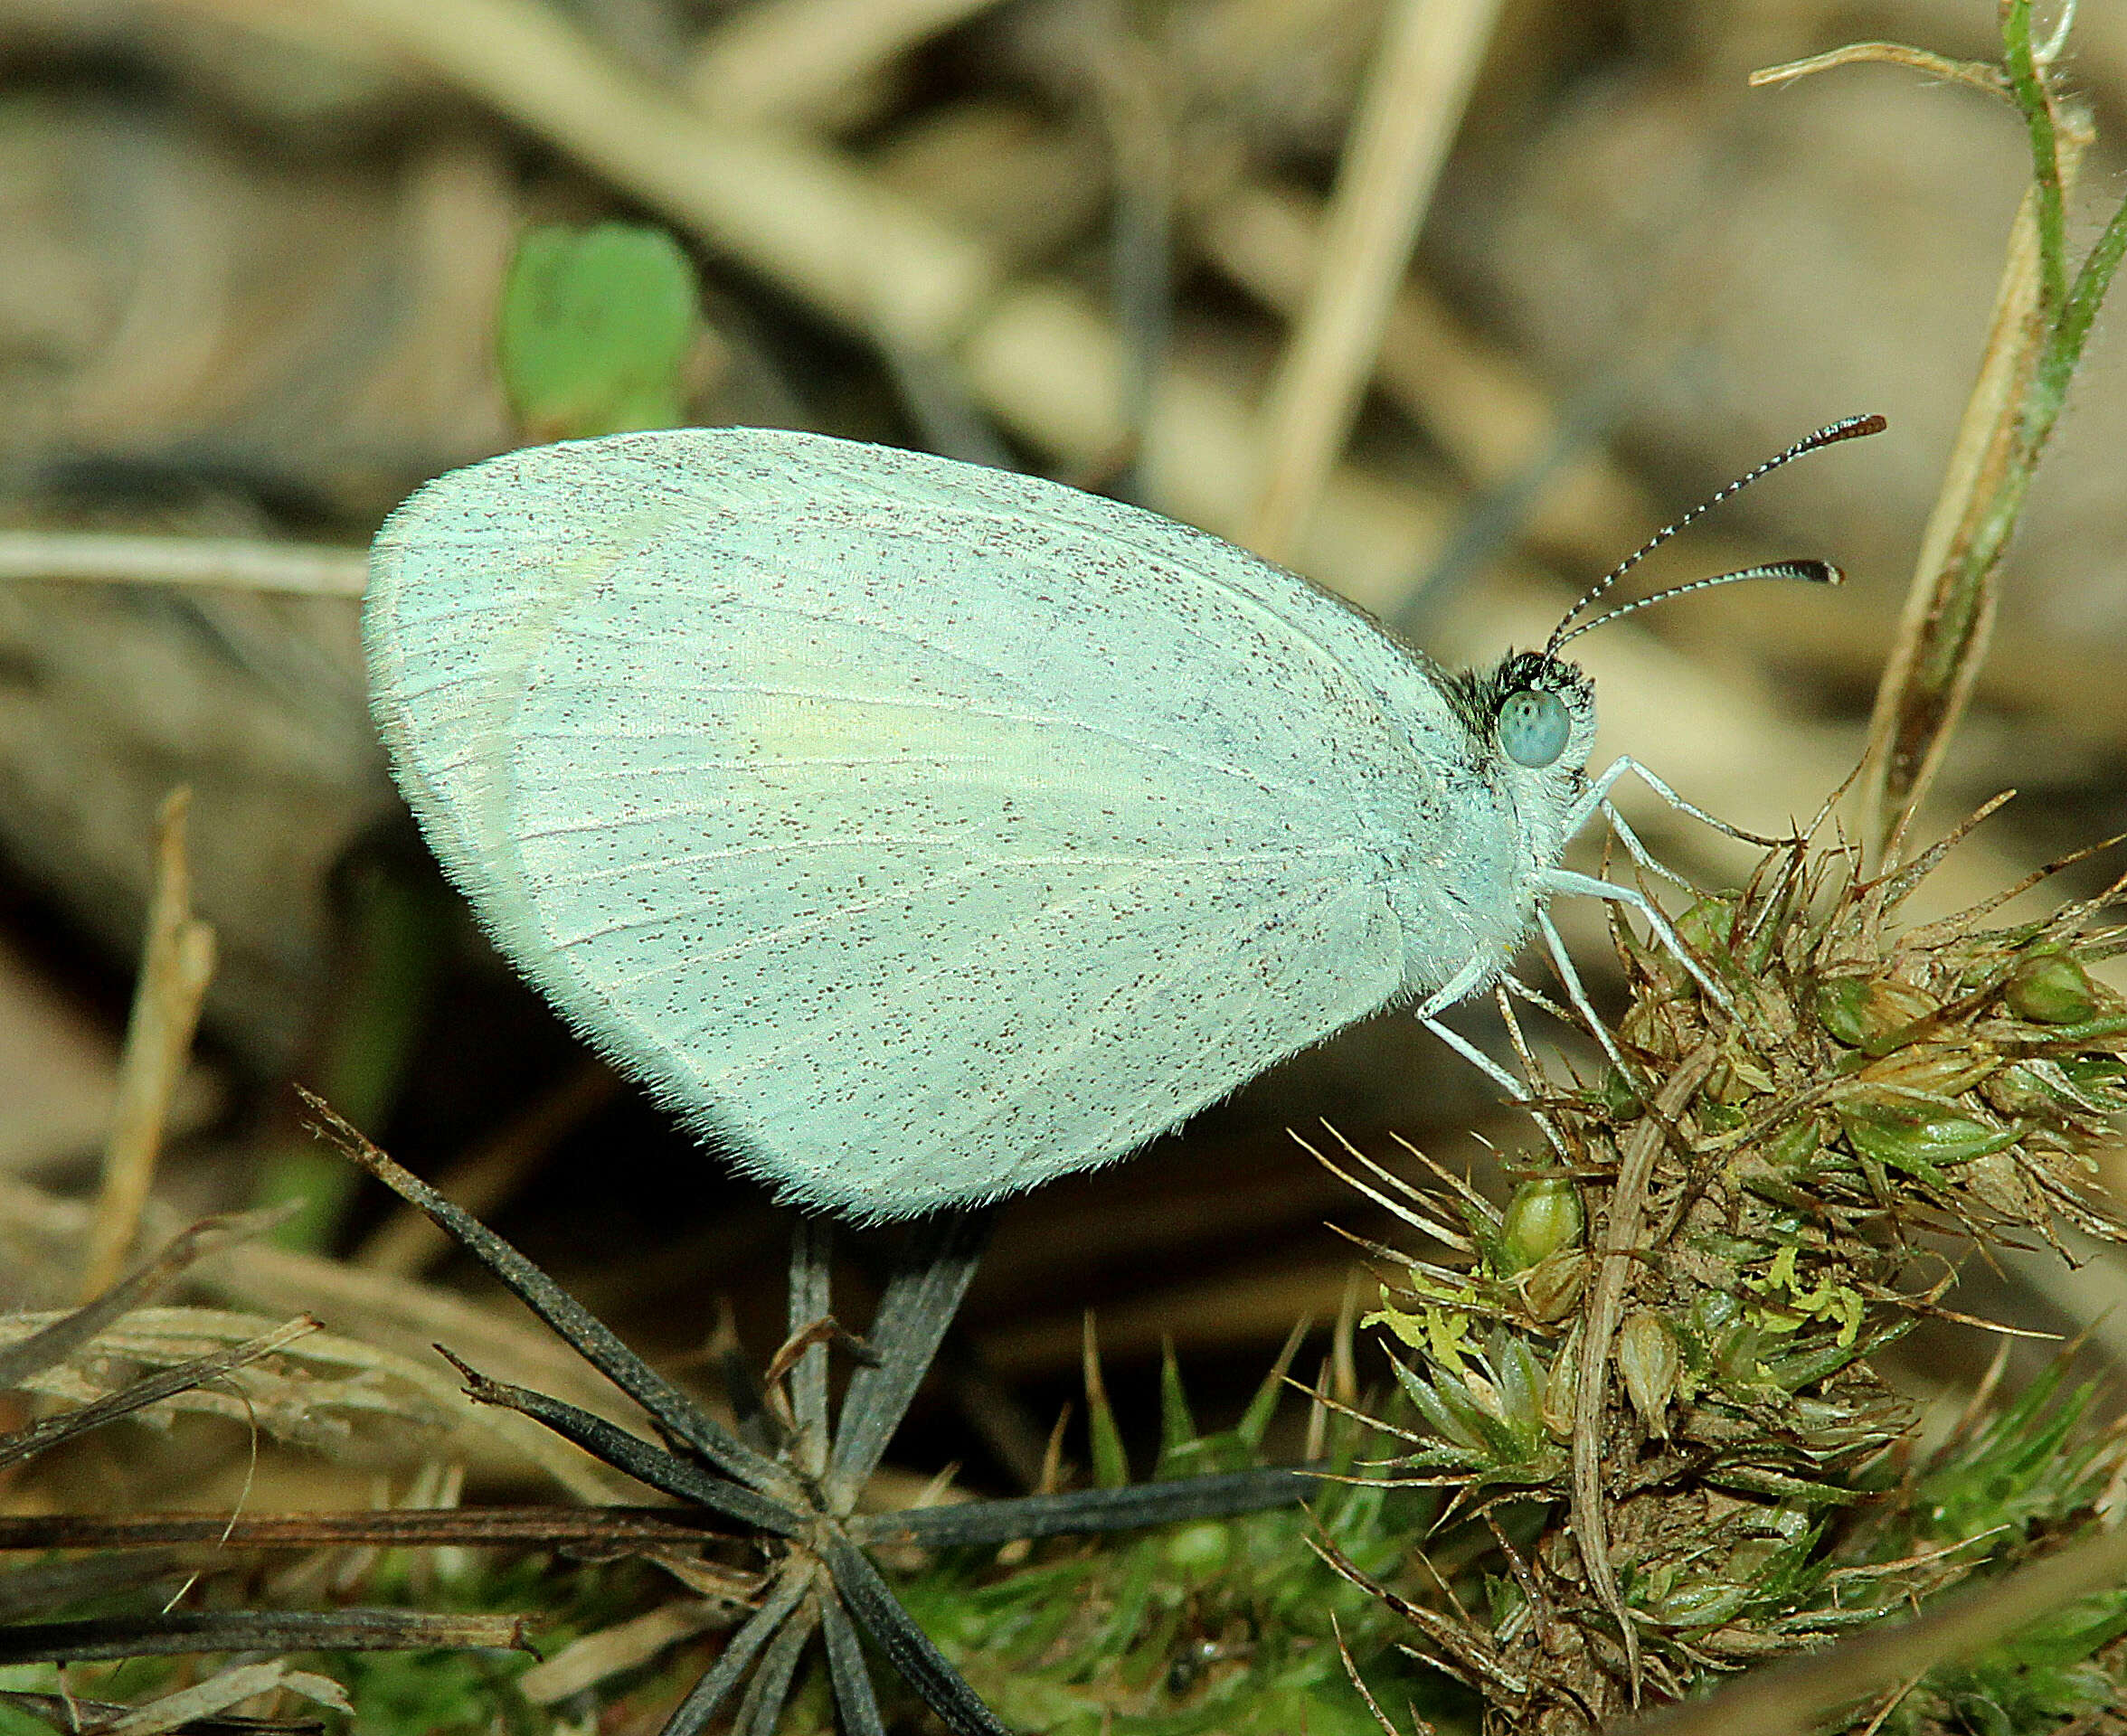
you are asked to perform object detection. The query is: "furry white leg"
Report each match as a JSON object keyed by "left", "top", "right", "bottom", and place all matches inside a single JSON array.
[
  {"left": 1418, "top": 1010, "right": 1572, "bottom": 1163},
  {"left": 1536, "top": 908, "right": 1650, "bottom": 1091},
  {"left": 1598, "top": 798, "right": 1696, "bottom": 892},
  {"left": 1413, "top": 956, "right": 1576, "bottom": 1157},
  {"left": 1417, "top": 1010, "right": 1525, "bottom": 1101},
  {"left": 1413, "top": 954, "right": 1496, "bottom": 1022},
  {"left": 1542, "top": 866, "right": 1735, "bottom": 1015},
  {"left": 1562, "top": 754, "right": 1781, "bottom": 849}
]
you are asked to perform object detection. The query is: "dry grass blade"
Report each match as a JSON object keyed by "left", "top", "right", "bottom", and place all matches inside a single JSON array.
[
  {"left": 0, "top": 1203, "right": 295, "bottom": 1392},
  {"left": 0, "top": 1315, "right": 317, "bottom": 1472},
  {"left": 82, "top": 788, "right": 218, "bottom": 1301},
  {"left": 515, "top": 1597, "right": 734, "bottom": 1707},
  {"left": 1833, "top": 4, "right": 2127, "bottom": 862},
  {"left": 289, "top": 0, "right": 1000, "bottom": 351},
  {"left": 1245, "top": 0, "right": 1507, "bottom": 562},
  {"left": 0, "top": 1687, "right": 326, "bottom": 1734},
  {"left": 1197, "top": 179, "right": 1655, "bottom": 571},
  {"left": 1309, "top": 1524, "right": 1522, "bottom": 1695},
  {"left": 1858, "top": 173, "right": 2047, "bottom": 864},
  {"left": 90, "top": 1660, "right": 352, "bottom": 1736},
  {"left": 685, "top": 0, "right": 1004, "bottom": 127},
  {"left": 1297, "top": 1128, "right": 1475, "bottom": 1251}
]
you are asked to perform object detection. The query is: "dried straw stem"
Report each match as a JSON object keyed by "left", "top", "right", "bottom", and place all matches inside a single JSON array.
[
  {"left": 80, "top": 790, "right": 217, "bottom": 1301},
  {"left": 1245, "top": 0, "right": 1506, "bottom": 561}
]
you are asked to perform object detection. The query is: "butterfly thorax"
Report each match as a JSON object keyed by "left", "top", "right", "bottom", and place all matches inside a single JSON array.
[{"left": 1379, "top": 649, "right": 1596, "bottom": 1000}]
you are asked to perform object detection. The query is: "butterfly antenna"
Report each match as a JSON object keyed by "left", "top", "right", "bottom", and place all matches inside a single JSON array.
[
  {"left": 1552, "top": 559, "right": 1840, "bottom": 649},
  {"left": 1545, "top": 412, "right": 1886, "bottom": 656}
]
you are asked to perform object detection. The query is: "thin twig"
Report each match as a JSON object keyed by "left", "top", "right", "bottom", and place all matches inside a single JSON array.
[
  {"left": 1748, "top": 42, "right": 2007, "bottom": 98},
  {"left": 0, "top": 1506, "right": 734, "bottom": 1553},
  {"left": 0, "top": 1608, "right": 528, "bottom": 1665},
  {"left": 82, "top": 791, "right": 217, "bottom": 1300},
  {"left": 1572, "top": 1042, "right": 1716, "bottom": 1693},
  {"left": 0, "top": 530, "right": 367, "bottom": 597}
]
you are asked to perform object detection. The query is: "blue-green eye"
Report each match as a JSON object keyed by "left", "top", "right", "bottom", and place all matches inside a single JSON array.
[{"left": 1498, "top": 689, "right": 1570, "bottom": 768}]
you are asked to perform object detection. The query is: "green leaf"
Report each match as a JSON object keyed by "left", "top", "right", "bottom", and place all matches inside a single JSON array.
[
  {"left": 497, "top": 222, "right": 699, "bottom": 439},
  {"left": 1082, "top": 1315, "right": 1130, "bottom": 1490},
  {"left": 1838, "top": 1104, "right": 2021, "bottom": 1178},
  {"left": 1154, "top": 1337, "right": 1201, "bottom": 1478},
  {"left": 1235, "top": 1317, "right": 1305, "bottom": 1453}
]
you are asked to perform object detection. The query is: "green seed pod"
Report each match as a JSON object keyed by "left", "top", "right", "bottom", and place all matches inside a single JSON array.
[
  {"left": 1542, "top": 1326, "right": 1581, "bottom": 1441},
  {"left": 1619, "top": 1311, "right": 1681, "bottom": 1439},
  {"left": 2005, "top": 951, "right": 2098, "bottom": 1025},
  {"left": 1160, "top": 1521, "right": 1233, "bottom": 1576},
  {"left": 1815, "top": 975, "right": 1935, "bottom": 1049},
  {"left": 1516, "top": 1249, "right": 1589, "bottom": 1323},
  {"left": 1852, "top": 1040, "right": 1999, "bottom": 1101},
  {"left": 1499, "top": 1176, "right": 1584, "bottom": 1273}
]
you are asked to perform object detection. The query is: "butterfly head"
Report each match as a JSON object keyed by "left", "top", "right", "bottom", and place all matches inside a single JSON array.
[{"left": 1465, "top": 649, "right": 1596, "bottom": 779}]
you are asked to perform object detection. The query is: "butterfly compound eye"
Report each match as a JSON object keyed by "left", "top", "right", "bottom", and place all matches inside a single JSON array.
[{"left": 1498, "top": 688, "right": 1570, "bottom": 769}]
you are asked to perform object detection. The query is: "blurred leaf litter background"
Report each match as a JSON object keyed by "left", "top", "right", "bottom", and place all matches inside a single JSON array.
[{"left": 0, "top": 0, "right": 2122, "bottom": 1448}]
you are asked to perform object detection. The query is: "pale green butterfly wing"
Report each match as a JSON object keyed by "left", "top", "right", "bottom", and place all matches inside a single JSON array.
[
  {"left": 370, "top": 429, "right": 1470, "bottom": 1219},
  {"left": 365, "top": 436, "right": 795, "bottom": 964}
]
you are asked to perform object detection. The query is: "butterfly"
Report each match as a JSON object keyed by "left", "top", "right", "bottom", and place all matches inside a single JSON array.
[{"left": 364, "top": 415, "right": 1880, "bottom": 1219}]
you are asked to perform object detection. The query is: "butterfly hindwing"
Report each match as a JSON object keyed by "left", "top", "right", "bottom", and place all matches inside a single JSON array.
[{"left": 371, "top": 428, "right": 1476, "bottom": 1215}]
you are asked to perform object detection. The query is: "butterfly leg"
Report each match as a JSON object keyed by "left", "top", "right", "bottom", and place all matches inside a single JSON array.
[
  {"left": 1536, "top": 907, "right": 1660, "bottom": 1093},
  {"left": 1413, "top": 957, "right": 1527, "bottom": 1099},
  {"left": 1418, "top": 1012, "right": 1525, "bottom": 1102},
  {"left": 1598, "top": 798, "right": 1696, "bottom": 892},
  {"left": 1542, "top": 865, "right": 1735, "bottom": 1015},
  {"left": 1413, "top": 959, "right": 1578, "bottom": 1160},
  {"left": 1563, "top": 755, "right": 1781, "bottom": 849},
  {"left": 1419, "top": 1013, "right": 1574, "bottom": 1163}
]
